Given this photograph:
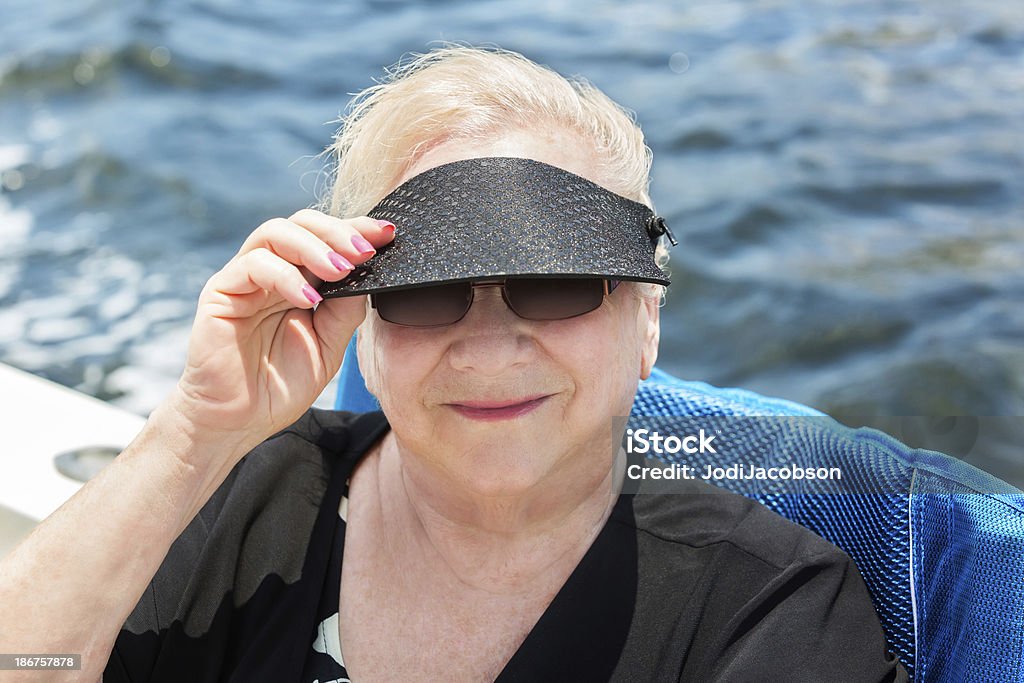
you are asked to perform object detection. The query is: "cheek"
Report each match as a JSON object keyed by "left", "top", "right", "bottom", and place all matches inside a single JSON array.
[
  {"left": 356, "top": 316, "right": 383, "bottom": 398},
  {"left": 546, "top": 304, "right": 644, "bottom": 406},
  {"left": 604, "top": 319, "right": 646, "bottom": 401},
  {"left": 359, "top": 320, "right": 436, "bottom": 414},
  {"left": 364, "top": 324, "right": 457, "bottom": 455}
]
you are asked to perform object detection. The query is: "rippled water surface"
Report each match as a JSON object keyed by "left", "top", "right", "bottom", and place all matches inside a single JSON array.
[{"left": 1, "top": 1, "right": 1022, "bottom": 481}]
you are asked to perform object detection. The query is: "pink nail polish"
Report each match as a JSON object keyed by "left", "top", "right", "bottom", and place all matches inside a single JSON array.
[
  {"left": 327, "top": 251, "right": 354, "bottom": 271},
  {"left": 302, "top": 284, "right": 323, "bottom": 305},
  {"left": 351, "top": 234, "right": 375, "bottom": 255},
  {"left": 375, "top": 219, "right": 396, "bottom": 235}
]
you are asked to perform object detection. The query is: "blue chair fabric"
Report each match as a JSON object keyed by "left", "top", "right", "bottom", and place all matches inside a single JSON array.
[{"left": 334, "top": 336, "right": 1024, "bottom": 681}]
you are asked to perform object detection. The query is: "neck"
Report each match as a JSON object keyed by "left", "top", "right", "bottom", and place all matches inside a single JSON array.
[{"left": 375, "top": 432, "right": 626, "bottom": 595}]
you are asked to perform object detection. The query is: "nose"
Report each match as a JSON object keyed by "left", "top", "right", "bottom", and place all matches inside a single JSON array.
[{"left": 447, "top": 285, "right": 532, "bottom": 375}]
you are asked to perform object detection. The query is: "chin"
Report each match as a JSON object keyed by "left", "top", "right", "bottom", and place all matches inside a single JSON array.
[{"left": 448, "top": 435, "right": 560, "bottom": 497}]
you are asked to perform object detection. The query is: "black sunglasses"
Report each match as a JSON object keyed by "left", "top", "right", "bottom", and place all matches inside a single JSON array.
[{"left": 370, "top": 278, "right": 621, "bottom": 327}]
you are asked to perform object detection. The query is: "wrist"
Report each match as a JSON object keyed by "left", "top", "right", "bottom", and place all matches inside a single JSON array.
[{"left": 126, "top": 392, "right": 257, "bottom": 529}]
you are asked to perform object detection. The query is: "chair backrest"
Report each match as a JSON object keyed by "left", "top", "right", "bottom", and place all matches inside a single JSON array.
[{"left": 334, "top": 336, "right": 1024, "bottom": 681}]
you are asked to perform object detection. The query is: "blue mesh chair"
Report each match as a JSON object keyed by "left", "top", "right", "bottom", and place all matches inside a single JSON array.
[{"left": 334, "top": 336, "right": 1024, "bottom": 681}]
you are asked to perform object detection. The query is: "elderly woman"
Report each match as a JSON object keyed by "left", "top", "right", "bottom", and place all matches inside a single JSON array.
[{"left": 0, "top": 46, "right": 905, "bottom": 682}]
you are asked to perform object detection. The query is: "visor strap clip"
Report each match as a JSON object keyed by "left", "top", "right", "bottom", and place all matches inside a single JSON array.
[{"left": 646, "top": 215, "right": 678, "bottom": 247}]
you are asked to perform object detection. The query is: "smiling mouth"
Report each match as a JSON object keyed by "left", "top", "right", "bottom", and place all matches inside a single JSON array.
[{"left": 446, "top": 395, "right": 552, "bottom": 421}]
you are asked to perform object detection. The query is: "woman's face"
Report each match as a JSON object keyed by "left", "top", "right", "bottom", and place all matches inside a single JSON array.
[{"left": 358, "top": 128, "right": 660, "bottom": 496}]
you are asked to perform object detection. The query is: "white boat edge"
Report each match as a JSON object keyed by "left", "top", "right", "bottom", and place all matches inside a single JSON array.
[
  {"left": 0, "top": 361, "right": 342, "bottom": 559},
  {"left": 0, "top": 362, "right": 146, "bottom": 558}
]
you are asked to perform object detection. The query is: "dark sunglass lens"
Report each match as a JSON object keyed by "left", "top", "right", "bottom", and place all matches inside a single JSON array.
[
  {"left": 374, "top": 283, "right": 472, "bottom": 326},
  {"left": 505, "top": 279, "right": 606, "bottom": 321}
]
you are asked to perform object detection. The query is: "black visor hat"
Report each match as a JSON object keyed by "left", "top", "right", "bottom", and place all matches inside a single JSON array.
[{"left": 316, "top": 156, "right": 673, "bottom": 300}]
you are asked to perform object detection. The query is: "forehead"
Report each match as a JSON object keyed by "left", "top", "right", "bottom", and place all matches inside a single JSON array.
[{"left": 397, "top": 127, "right": 601, "bottom": 191}]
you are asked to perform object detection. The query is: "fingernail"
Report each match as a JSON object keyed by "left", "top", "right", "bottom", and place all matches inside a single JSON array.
[
  {"left": 351, "top": 234, "right": 375, "bottom": 255},
  {"left": 302, "top": 284, "right": 323, "bottom": 305},
  {"left": 375, "top": 219, "right": 396, "bottom": 235},
  {"left": 327, "top": 251, "right": 354, "bottom": 271}
]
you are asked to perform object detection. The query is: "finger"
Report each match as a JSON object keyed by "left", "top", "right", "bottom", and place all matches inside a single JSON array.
[
  {"left": 288, "top": 209, "right": 396, "bottom": 254},
  {"left": 211, "top": 247, "right": 323, "bottom": 312},
  {"left": 237, "top": 218, "right": 355, "bottom": 283}
]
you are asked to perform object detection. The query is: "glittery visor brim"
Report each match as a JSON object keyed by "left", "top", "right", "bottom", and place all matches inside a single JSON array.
[{"left": 316, "top": 156, "right": 670, "bottom": 299}]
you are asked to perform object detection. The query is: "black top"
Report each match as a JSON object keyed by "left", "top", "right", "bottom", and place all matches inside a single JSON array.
[{"left": 104, "top": 409, "right": 907, "bottom": 682}]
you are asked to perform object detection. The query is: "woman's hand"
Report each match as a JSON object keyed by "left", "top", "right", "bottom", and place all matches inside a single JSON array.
[
  {"left": 0, "top": 211, "right": 394, "bottom": 682},
  {"left": 172, "top": 209, "right": 394, "bottom": 446}
]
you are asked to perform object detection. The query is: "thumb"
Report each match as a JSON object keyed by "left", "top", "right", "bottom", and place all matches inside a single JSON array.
[{"left": 312, "top": 294, "right": 368, "bottom": 375}]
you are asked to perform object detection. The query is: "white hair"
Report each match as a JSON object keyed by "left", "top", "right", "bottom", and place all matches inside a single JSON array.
[{"left": 318, "top": 43, "right": 669, "bottom": 298}]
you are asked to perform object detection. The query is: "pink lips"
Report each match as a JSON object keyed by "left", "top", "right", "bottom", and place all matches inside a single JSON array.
[{"left": 447, "top": 395, "right": 551, "bottom": 421}]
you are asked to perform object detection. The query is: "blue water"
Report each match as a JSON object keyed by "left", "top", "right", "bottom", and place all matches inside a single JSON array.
[{"left": 1, "top": 1, "right": 1022, "bottom": 482}]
